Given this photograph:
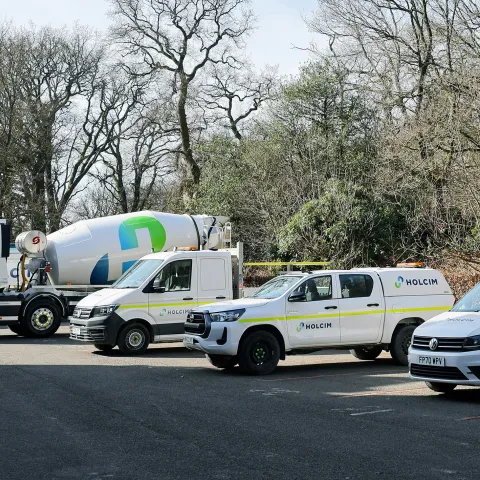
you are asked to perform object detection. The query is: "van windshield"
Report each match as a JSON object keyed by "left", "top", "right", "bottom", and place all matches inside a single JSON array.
[
  {"left": 451, "top": 283, "right": 480, "bottom": 312},
  {"left": 251, "top": 276, "right": 302, "bottom": 299},
  {"left": 112, "top": 260, "right": 164, "bottom": 289}
]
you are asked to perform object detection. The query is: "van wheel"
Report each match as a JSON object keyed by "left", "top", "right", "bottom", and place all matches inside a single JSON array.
[
  {"left": 118, "top": 323, "right": 149, "bottom": 355},
  {"left": 350, "top": 346, "right": 383, "bottom": 361},
  {"left": 94, "top": 344, "right": 115, "bottom": 352},
  {"left": 8, "top": 325, "right": 25, "bottom": 336},
  {"left": 206, "top": 354, "right": 238, "bottom": 370},
  {"left": 21, "top": 300, "right": 62, "bottom": 338},
  {"left": 425, "top": 382, "right": 457, "bottom": 393},
  {"left": 238, "top": 330, "right": 280, "bottom": 375},
  {"left": 390, "top": 325, "right": 416, "bottom": 365}
]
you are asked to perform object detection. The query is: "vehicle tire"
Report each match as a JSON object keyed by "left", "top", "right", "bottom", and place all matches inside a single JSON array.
[
  {"left": 350, "top": 346, "right": 383, "bottom": 361},
  {"left": 425, "top": 382, "right": 457, "bottom": 393},
  {"left": 206, "top": 354, "right": 238, "bottom": 370},
  {"left": 94, "top": 344, "right": 115, "bottom": 352},
  {"left": 117, "top": 322, "right": 150, "bottom": 355},
  {"left": 390, "top": 325, "right": 416, "bottom": 366},
  {"left": 238, "top": 330, "right": 280, "bottom": 375},
  {"left": 8, "top": 324, "right": 26, "bottom": 336},
  {"left": 21, "top": 300, "right": 62, "bottom": 338}
]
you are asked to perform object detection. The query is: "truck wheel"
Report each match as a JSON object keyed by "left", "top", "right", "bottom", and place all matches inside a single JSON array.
[
  {"left": 8, "top": 325, "right": 26, "bottom": 336},
  {"left": 238, "top": 330, "right": 280, "bottom": 375},
  {"left": 21, "top": 301, "right": 62, "bottom": 338},
  {"left": 350, "top": 346, "right": 383, "bottom": 361},
  {"left": 390, "top": 325, "right": 416, "bottom": 366},
  {"left": 94, "top": 344, "right": 115, "bottom": 352},
  {"left": 425, "top": 382, "right": 457, "bottom": 393},
  {"left": 206, "top": 354, "right": 238, "bottom": 370},
  {"left": 117, "top": 323, "right": 150, "bottom": 355}
]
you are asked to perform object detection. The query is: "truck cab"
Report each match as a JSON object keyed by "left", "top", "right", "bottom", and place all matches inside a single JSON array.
[
  {"left": 70, "top": 247, "right": 242, "bottom": 354},
  {"left": 184, "top": 268, "right": 454, "bottom": 374}
]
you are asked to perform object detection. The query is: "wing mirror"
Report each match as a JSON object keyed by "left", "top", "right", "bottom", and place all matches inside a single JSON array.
[
  {"left": 152, "top": 278, "right": 166, "bottom": 293},
  {"left": 288, "top": 291, "right": 306, "bottom": 302}
]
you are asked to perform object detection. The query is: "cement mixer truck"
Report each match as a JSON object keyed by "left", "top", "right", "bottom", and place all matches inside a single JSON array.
[{"left": 0, "top": 211, "right": 238, "bottom": 338}]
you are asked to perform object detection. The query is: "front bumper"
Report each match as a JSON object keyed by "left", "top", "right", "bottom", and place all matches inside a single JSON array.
[
  {"left": 70, "top": 312, "right": 124, "bottom": 346},
  {"left": 409, "top": 348, "right": 480, "bottom": 386},
  {"left": 183, "top": 312, "right": 241, "bottom": 356}
]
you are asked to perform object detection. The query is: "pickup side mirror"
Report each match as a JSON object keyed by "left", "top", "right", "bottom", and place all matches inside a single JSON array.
[{"left": 288, "top": 291, "right": 306, "bottom": 302}]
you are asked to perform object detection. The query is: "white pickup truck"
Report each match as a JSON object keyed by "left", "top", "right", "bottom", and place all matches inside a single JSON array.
[
  {"left": 184, "top": 267, "right": 454, "bottom": 374},
  {"left": 69, "top": 245, "right": 243, "bottom": 354},
  {"left": 409, "top": 282, "right": 480, "bottom": 393}
]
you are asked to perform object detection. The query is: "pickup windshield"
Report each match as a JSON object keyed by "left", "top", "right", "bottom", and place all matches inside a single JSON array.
[
  {"left": 112, "top": 259, "right": 164, "bottom": 289},
  {"left": 451, "top": 283, "right": 480, "bottom": 312},
  {"left": 251, "top": 275, "right": 302, "bottom": 299}
]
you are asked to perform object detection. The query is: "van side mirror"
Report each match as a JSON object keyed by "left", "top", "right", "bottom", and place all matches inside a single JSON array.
[
  {"left": 152, "top": 278, "right": 165, "bottom": 293},
  {"left": 288, "top": 291, "right": 306, "bottom": 302}
]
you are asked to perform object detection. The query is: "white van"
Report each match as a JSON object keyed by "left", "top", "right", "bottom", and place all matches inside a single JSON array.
[
  {"left": 409, "top": 282, "right": 480, "bottom": 393},
  {"left": 69, "top": 247, "right": 243, "bottom": 354},
  {"left": 184, "top": 267, "right": 454, "bottom": 374}
]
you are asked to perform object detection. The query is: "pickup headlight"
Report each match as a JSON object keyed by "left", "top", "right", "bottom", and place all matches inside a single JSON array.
[
  {"left": 463, "top": 335, "right": 480, "bottom": 349},
  {"left": 92, "top": 305, "right": 119, "bottom": 317},
  {"left": 210, "top": 309, "right": 245, "bottom": 322}
]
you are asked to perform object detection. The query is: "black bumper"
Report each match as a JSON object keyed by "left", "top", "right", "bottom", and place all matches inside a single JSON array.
[{"left": 70, "top": 312, "right": 124, "bottom": 346}]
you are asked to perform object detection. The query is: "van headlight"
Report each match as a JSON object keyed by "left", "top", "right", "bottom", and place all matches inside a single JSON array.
[
  {"left": 210, "top": 309, "right": 245, "bottom": 322},
  {"left": 92, "top": 305, "right": 119, "bottom": 317},
  {"left": 463, "top": 335, "right": 480, "bottom": 350}
]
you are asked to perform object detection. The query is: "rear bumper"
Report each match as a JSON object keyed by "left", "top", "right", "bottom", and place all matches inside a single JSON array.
[{"left": 409, "top": 348, "right": 480, "bottom": 385}]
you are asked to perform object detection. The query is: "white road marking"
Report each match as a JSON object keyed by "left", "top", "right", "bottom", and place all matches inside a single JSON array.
[{"left": 350, "top": 409, "right": 394, "bottom": 416}]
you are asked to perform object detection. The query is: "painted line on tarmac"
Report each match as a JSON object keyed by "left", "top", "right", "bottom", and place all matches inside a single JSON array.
[
  {"left": 340, "top": 386, "right": 427, "bottom": 397},
  {"left": 258, "top": 370, "right": 402, "bottom": 382},
  {"left": 350, "top": 409, "right": 394, "bottom": 416}
]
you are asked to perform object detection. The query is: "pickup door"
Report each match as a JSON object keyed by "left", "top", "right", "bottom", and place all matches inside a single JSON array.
[
  {"left": 286, "top": 274, "right": 341, "bottom": 347},
  {"left": 337, "top": 273, "right": 384, "bottom": 343}
]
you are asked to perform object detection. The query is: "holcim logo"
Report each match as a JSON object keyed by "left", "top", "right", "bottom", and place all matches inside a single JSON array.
[
  {"left": 395, "top": 276, "right": 438, "bottom": 288},
  {"left": 297, "top": 322, "right": 332, "bottom": 332},
  {"left": 160, "top": 308, "right": 167, "bottom": 317}
]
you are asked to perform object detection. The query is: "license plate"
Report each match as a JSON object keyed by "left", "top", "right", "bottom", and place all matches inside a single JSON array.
[
  {"left": 184, "top": 336, "right": 194, "bottom": 345},
  {"left": 418, "top": 355, "right": 445, "bottom": 366},
  {"left": 71, "top": 326, "right": 81, "bottom": 335}
]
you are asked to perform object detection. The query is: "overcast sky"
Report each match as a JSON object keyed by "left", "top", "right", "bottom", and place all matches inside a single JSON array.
[{"left": 0, "top": 0, "right": 321, "bottom": 76}]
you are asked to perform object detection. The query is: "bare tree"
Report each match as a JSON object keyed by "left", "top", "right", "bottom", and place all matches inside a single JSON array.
[{"left": 110, "top": 0, "right": 254, "bottom": 202}]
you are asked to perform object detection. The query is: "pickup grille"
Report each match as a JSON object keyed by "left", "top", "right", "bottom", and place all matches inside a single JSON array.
[
  {"left": 184, "top": 312, "right": 206, "bottom": 336},
  {"left": 410, "top": 364, "right": 468, "bottom": 381},
  {"left": 72, "top": 308, "right": 92, "bottom": 319},
  {"left": 412, "top": 336, "right": 466, "bottom": 351},
  {"left": 70, "top": 325, "right": 105, "bottom": 342}
]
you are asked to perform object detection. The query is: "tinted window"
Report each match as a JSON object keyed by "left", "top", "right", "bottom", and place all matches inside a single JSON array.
[
  {"left": 340, "top": 274, "right": 373, "bottom": 298},
  {"left": 155, "top": 260, "right": 192, "bottom": 292},
  {"left": 294, "top": 276, "right": 332, "bottom": 302}
]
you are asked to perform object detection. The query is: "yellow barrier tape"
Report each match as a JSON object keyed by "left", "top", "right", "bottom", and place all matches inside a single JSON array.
[{"left": 244, "top": 262, "right": 330, "bottom": 267}]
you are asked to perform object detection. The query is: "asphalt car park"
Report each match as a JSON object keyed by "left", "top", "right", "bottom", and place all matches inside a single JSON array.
[{"left": 1, "top": 326, "right": 480, "bottom": 480}]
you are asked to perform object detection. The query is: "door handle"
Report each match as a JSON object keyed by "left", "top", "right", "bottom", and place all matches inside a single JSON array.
[
  {"left": 324, "top": 306, "right": 338, "bottom": 310},
  {"left": 216, "top": 296, "right": 226, "bottom": 299},
  {"left": 183, "top": 297, "right": 193, "bottom": 301},
  {"left": 367, "top": 303, "right": 380, "bottom": 307}
]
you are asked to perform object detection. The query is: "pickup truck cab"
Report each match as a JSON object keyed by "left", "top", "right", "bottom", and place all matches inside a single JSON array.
[
  {"left": 184, "top": 267, "right": 454, "bottom": 374},
  {"left": 409, "top": 282, "right": 480, "bottom": 393},
  {"left": 69, "top": 246, "right": 243, "bottom": 354}
]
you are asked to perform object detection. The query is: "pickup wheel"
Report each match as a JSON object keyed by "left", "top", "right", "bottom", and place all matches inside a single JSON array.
[
  {"left": 206, "top": 354, "right": 238, "bottom": 370},
  {"left": 21, "top": 300, "right": 62, "bottom": 338},
  {"left": 425, "top": 382, "right": 457, "bottom": 393},
  {"left": 350, "top": 346, "right": 383, "bottom": 361},
  {"left": 117, "top": 322, "right": 149, "bottom": 355},
  {"left": 238, "top": 330, "right": 280, "bottom": 375},
  {"left": 390, "top": 325, "right": 416, "bottom": 366},
  {"left": 94, "top": 344, "right": 115, "bottom": 352}
]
